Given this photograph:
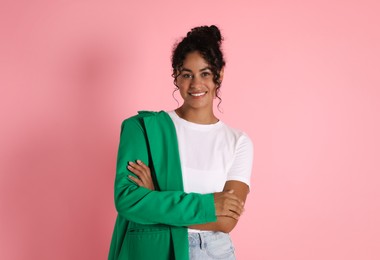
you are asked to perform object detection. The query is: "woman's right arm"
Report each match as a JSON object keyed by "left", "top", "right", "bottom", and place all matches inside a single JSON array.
[{"left": 114, "top": 117, "right": 243, "bottom": 226}]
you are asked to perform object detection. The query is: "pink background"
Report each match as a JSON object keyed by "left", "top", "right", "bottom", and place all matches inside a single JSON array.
[{"left": 1, "top": 0, "right": 379, "bottom": 259}]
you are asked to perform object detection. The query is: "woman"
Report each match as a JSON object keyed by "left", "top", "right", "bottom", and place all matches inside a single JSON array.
[{"left": 109, "top": 25, "right": 253, "bottom": 260}]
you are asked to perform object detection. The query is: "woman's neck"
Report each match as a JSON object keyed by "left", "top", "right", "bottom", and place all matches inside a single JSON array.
[{"left": 175, "top": 106, "right": 219, "bottom": 125}]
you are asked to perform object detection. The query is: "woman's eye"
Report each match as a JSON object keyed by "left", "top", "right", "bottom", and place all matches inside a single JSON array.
[
  {"left": 182, "top": 74, "right": 192, "bottom": 79},
  {"left": 201, "top": 72, "right": 211, "bottom": 77}
]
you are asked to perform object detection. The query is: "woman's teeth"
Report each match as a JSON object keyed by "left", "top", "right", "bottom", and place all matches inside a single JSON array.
[{"left": 190, "top": 92, "right": 206, "bottom": 97}]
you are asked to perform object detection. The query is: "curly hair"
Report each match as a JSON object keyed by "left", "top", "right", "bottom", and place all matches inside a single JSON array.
[{"left": 171, "top": 25, "right": 226, "bottom": 106}]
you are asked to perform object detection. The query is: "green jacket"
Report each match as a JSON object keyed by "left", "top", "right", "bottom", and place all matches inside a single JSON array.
[{"left": 108, "top": 111, "right": 217, "bottom": 260}]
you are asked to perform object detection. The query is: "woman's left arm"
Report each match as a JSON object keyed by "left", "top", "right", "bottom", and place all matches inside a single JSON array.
[
  {"left": 188, "top": 180, "right": 249, "bottom": 233},
  {"left": 189, "top": 134, "right": 253, "bottom": 232}
]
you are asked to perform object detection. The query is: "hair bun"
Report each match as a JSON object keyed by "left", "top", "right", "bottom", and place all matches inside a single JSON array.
[
  {"left": 209, "top": 25, "right": 222, "bottom": 43},
  {"left": 187, "top": 25, "right": 223, "bottom": 45}
]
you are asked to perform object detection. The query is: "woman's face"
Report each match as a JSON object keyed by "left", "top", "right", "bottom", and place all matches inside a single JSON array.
[{"left": 175, "top": 51, "right": 223, "bottom": 111}]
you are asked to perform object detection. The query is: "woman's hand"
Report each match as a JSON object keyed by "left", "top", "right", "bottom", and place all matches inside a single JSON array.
[
  {"left": 127, "top": 160, "right": 155, "bottom": 190},
  {"left": 213, "top": 190, "right": 244, "bottom": 221}
]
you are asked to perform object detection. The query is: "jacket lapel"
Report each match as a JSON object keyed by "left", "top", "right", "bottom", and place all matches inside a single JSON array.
[{"left": 142, "top": 111, "right": 183, "bottom": 191}]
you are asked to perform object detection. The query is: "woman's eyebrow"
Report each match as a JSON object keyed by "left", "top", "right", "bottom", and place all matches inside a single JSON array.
[
  {"left": 200, "top": 67, "right": 212, "bottom": 71},
  {"left": 181, "top": 67, "right": 211, "bottom": 72},
  {"left": 181, "top": 68, "right": 193, "bottom": 72}
]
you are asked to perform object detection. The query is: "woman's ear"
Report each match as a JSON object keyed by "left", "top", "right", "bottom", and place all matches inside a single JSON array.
[
  {"left": 219, "top": 67, "right": 225, "bottom": 82},
  {"left": 173, "top": 70, "right": 180, "bottom": 86}
]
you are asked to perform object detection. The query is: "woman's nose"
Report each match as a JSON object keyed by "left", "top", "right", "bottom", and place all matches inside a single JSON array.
[{"left": 190, "top": 75, "right": 202, "bottom": 87}]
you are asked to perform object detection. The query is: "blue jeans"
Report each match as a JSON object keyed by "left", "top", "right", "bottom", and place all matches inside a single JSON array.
[{"left": 188, "top": 231, "right": 236, "bottom": 260}]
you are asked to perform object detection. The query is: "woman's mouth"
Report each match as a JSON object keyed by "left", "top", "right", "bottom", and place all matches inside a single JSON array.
[{"left": 189, "top": 92, "right": 207, "bottom": 97}]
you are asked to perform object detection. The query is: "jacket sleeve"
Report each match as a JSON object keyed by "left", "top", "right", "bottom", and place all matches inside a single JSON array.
[{"left": 114, "top": 117, "right": 217, "bottom": 226}]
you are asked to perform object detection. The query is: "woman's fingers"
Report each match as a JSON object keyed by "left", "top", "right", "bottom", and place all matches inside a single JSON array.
[
  {"left": 220, "top": 192, "right": 244, "bottom": 210},
  {"left": 127, "top": 162, "right": 144, "bottom": 179},
  {"left": 128, "top": 161, "right": 146, "bottom": 176},
  {"left": 220, "top": 202, "right": 244, "bottom": 219},
  {"left": 223, "top": 211, "right": 240, "bottom": 221},
  {"left": 137, "top": 160, "right": 150, "bottom": 171},
  {"left": 213, "top": 191, "right": 245, "bottom": 220},
  {"left": 128, "top": 174, "right": 144, "bottom": 186},
  {"left": 127, "top": 160, "right": 155, "bottom": 190}
]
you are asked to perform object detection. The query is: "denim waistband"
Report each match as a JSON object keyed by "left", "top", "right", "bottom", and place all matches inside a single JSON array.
[{"left": 188, "top": 231, "right": 230, "bottom": 247}]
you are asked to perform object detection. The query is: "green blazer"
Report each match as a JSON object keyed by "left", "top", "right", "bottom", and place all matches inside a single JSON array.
[{"left": 108, "top": 111, "right": 217, "bottom": 260}]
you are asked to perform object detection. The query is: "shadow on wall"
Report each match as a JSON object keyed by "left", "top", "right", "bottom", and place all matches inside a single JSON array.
[{"left": 1, "top": 38, "right": 128, "bottom": 259}]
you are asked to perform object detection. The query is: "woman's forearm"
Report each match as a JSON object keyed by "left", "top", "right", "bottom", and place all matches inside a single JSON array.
[{"left": 188, "top": 216, "right": 237, "bottom": 233}]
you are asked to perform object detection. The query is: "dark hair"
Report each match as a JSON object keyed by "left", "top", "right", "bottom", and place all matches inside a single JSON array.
[{"left": 171, "top": 25, "right": 226, "bottom": 106}]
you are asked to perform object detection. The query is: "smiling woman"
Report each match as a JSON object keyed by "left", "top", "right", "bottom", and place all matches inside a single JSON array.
[
  {"left": 174, "top": 51, "right": 223, "bottom": 123},
  {"left": 108, "top": 25, "right": 253, "bottom": 260}
]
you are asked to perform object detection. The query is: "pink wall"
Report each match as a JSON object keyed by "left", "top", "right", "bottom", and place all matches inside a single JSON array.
[{"left": 1, "top": 0, "right": 379, "bottom": 259}]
